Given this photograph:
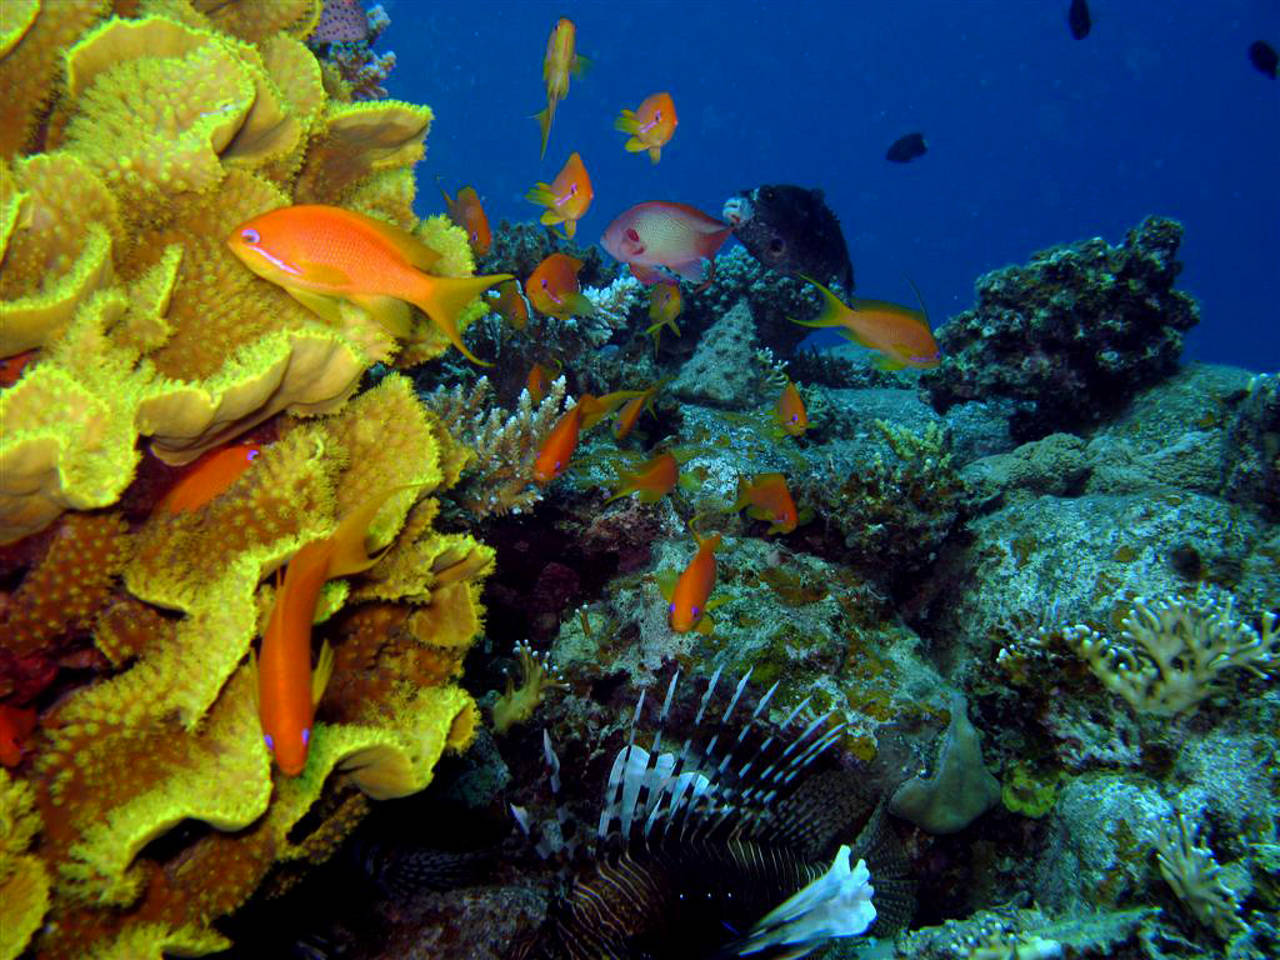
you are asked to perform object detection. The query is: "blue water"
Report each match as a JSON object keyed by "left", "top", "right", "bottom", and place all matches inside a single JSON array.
[{"left": 380, "top": 1, "right": 1280, "bottom": 372}]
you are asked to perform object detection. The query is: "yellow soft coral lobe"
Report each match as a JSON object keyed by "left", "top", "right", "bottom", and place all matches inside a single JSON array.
[
  {"left": 0, "top": 0, "right": 106, "bottom": 159},
  {"left": 0, "top": 771, "right": 51, "bottom": 960}
]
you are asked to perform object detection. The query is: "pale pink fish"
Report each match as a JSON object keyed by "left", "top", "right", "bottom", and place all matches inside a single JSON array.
[{"left": 600, "top": 202, "right": 733, "bottom": 285}]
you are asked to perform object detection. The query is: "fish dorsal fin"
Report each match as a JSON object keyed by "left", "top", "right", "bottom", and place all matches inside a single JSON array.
[
  {"left": 312, "top": 640, "right": 334, "bottom": 707},
  {"left": 343, "top": 207, "right": 443, "bottom": 272}
]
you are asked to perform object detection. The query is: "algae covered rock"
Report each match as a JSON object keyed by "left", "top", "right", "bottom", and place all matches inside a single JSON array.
[{"left": 924, "top": 216, "right": 1199, "bottom": 442}]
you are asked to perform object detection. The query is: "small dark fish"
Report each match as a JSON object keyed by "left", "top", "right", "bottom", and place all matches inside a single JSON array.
[
  {"left": 885, "top": 132, "right": 927, "bottom": 164},
  {"left": 722, "top": 184, "right": 855, "bottom": 291},
  {"left": 1248, "top": 41, "right": 1278, "bottom": 78},
  {"left": 1068, "top": 0, "right": 1091, "bottom": 40}
]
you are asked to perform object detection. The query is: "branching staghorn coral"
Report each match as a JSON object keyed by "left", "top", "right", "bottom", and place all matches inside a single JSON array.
[
  {"left": 1064, "top": 593, "right": 1278, "bottom": 716},
  {"left": 1155, "top": 811, "right": 1245, "bottom": 939},
  {"left": 425, "top": 374, "right": 571, "bottom": 517}
]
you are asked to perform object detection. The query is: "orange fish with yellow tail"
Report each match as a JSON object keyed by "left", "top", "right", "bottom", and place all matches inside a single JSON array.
[
  {"left": 159, "top": 443, "right": 262, "bottom": 515},
  {"left": 257, "top": 487, "right": 406, "bottom": 776},
  {"left": 615, "top": 91, "right": 678, "bottom": 163},
  {"left": 664, "top": 525, "right": 724, "bottom": 634},
  {"left": 604, "top": 452, "right": 679, "bottom": 505},
  {"left": 535, "top": 17, "right": 587, "bottom": 159},
  {"left": 490, "top": 279, "right": 531, "bottom": 331},
  {"left": 527, "top": 253, "right": 595, "bottom": 320},
  {"left": 439, "top": 183, "right": 492, "bottom": 257},
  {"left": 526, "top": 358, "right": 562, "bottom": 405},
  {"left": 227, "top": 204, "right": 512, "bottom": 366},
  {"left": 646, "top": 283, "right": 682, "bottom": 351},
  {"left": 774, "top": 379, "right": 808, "bottom": 438},
  {"left": 527, "top": 152, "right": 593, "bottom": 239},
  {"left": 731, "top": 473, "right": 799, "bottom": 535},
  {"left": 612, "top": 379, "right": 665, "bottom": 441},
  {"left": 793, "top": 277, "right": 940, "bottom": 371}
]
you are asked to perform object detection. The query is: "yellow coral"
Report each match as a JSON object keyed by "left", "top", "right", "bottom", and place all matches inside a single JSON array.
[{"left": 0, "top": 771, "right": 50, "bottom": 960}]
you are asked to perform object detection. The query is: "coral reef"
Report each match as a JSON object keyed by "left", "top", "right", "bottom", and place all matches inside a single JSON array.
[
  {"left": 0, "top": 4, "right": 497, "bottom": 956},
  {"left": 923, "top": 217, "right": 1200, "bottom": 442}
]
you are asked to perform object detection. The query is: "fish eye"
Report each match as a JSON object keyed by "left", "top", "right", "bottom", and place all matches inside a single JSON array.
[
  {"left": 246, "top": 448, "right": 260, "bottom": 461},
  {"left": 240, "top": 228, "right": 261, "bottom": 244},
  {"left": 263, "top": 733, "right": 274, "bottom": 751},
  {"left": 691, "top": 606, "right": 700, "bottom": 617},
  {"left": 668, "top": 603, "right": 675, "bottom": 613},
  {"left": 301, "top": 728, "right": 310, "bottom": 746}
]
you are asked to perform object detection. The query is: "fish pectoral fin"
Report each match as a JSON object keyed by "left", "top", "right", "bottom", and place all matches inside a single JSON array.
[
  {"left": 286, "top": 287, "right": 345, "bottom": 324},
  {"left": 248, "top": 647, "right": 259, "bottom": 710},
  {"left": 654, "top": 568, "right": 678, "bottom": 602},
  {"left": 872, "top": 353, "right": 907, "bottom": 371},
  {"left": 312, "top": 641, "right": 335, "bottom": 707},
  {"left": 624, "top": 137, "right": 647, "bottom": 153},
  {"left": 349, "top": 294, "right": 415, "bottom": 340}
]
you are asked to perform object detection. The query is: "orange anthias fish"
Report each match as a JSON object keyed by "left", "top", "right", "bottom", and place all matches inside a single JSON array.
[
  {"left": 258, "top": 487, "right": 403, "bottom": 775},
  {"left": 604, "top": 452, "right": 678, "bottom": 505},
  {"left": 490, "top": 279, "right": 531, "bottom": 331},
  {"left": 0, "top": 705, "right": 37, "bottom": 767},
  {"left": 612, "top": 379, "right": 664, "bottom": 441},
  {"left": 646, "top": 283, "right": 682, "bottom": 350},
  {"left": 775, "top": 379, "right": 808, "bottom": 438},
  {"left": 535, "top": 17, "right": 586, "bottom": 159},
  {"left": 439, "top": 184, "right": 492, "bottom": 257},
  {"left": 527, "top": 253, "right": 594, "bottom": 320},
  {"left": 526, "top": 358, "right": 561, "bottom": 404},
  {"left": 533, "top": 396, "right": 595, "bottom": 486},
  {"left": 615, "top": 91, "right": 678, "bottom": 163},
  {"left": 732, "top": 473, "right": 799, "bottom": 534},
  {"left": 227, "top": 204, "right": 513, "bottom": 366},
  {"left": 600, "top": 202, "right": 733, "bottom": 285},
  {"left": 793, "top": 277, "right": 940, "bottom": 370},
  {"left": 526, "top": 152, "right": 593, "bottom": 240},
  {"left": 0, "top": 349, "right": 37, "bottom": 387},
  {"left": 159, "top": 443, "right": 262, "bottom": 514},
  {"left": 668, "top": 528, "right": 722, "bottom": 634}
]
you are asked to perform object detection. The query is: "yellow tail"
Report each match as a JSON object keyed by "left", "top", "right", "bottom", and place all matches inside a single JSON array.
[{"left": 410, "top": 272, "right": 513, "bottom": 365}]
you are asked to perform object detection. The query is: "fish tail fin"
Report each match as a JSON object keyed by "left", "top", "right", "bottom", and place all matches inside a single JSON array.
[
  {"left": 648, "top": 146, "right": 661, "bottom": 164},
  {"left": 792, "top": 276, "right": 848, "bottom": 328},
  {"left": 326, "top": 485, "right": 418, "bottom": 579},
  {"left": 534, "top": 102, "right": 557, "bottom": 158},
  {"left": 312, "top": 640, "right": 334, "bottom": 707},
  {"left": 614, "top": 109, "right": 639, "bottom": 135},
  {"left": 409, "top": 272, "right": 513, "bottom": 365},
  {"left": 525, "top": 182, "right": 555, "bottom": 208},
  {"left": 566, "top": 292, "right": 596, "bottom": 318}
]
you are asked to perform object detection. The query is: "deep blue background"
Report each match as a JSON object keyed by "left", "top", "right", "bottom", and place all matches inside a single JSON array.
[{"left": 378, "top": 1, "right": 1280, "bottom": 372}]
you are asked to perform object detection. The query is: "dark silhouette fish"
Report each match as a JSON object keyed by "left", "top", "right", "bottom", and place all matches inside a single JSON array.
[
  {"left": 722, "top": 184, "right": 855, "bottom": 292},
  {"left": 885, "top": 132, "right": 927, "bottom": 164},
  {"left": 1249, "top": 41, "right": 1278, "bottom": 78},
  {"left": 1068, "top": 0, "right": 1091, "bottom": 40}
]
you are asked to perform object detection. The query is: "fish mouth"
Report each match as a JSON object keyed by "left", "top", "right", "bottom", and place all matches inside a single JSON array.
[{"left": 722, "top": 195, "right": 753, "bottom": 227}]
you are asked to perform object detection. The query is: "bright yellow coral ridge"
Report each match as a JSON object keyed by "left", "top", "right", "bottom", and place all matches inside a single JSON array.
[{"left": 0, "top": 2, "right": 497, "bottom": 957}]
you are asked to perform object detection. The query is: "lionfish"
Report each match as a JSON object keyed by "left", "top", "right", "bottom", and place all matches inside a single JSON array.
[{"left": 514, "top": 667, "right": 915, "bottom": 959}]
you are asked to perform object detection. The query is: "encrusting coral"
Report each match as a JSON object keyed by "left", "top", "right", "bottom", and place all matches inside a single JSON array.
[{"left": 0, "top": 3, "right": 500, "bottom": 956}]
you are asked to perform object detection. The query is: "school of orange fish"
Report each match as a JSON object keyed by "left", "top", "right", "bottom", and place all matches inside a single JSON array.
[{"left": 0, "top": 18, "right": 944, "bottom": 776}]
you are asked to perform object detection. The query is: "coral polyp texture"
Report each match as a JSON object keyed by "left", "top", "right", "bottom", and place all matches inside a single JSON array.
[
  {"left": 923, "top": 216, "right": 1200, "bottom": 442},
  {"left": 0, "top": 2, "right": 495, "bottom": 956}
]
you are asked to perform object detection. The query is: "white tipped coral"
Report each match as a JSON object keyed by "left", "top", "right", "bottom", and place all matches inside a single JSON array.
[
  {"left": 1064, "top": 594, "right": 1277, "bottom": 716},
  {"left": 1155, "top": 812, "right": 1245, "bottom": 939}
]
